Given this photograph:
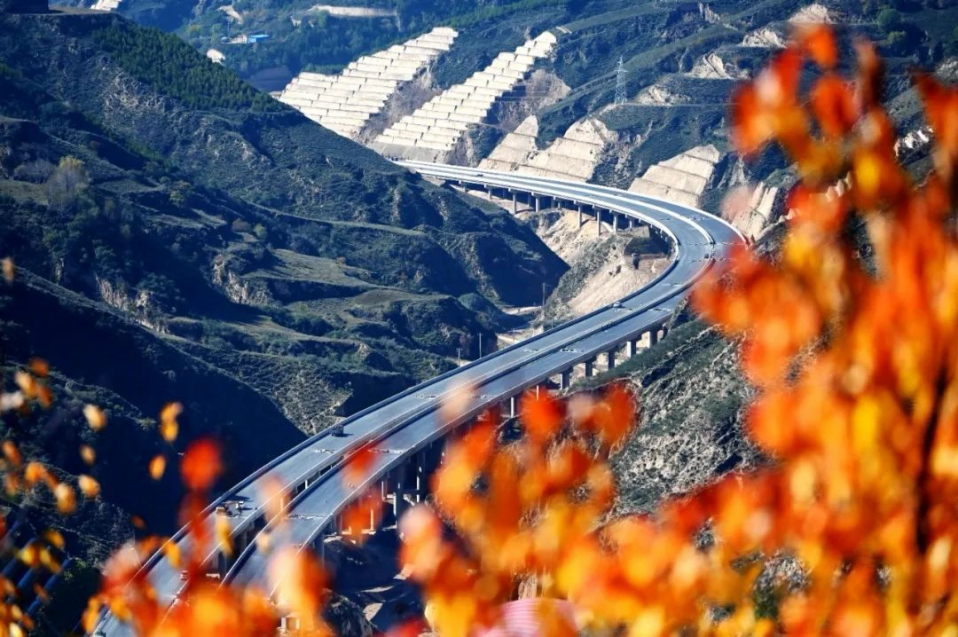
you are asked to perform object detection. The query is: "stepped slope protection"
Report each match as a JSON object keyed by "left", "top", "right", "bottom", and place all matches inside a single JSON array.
[
  {"left": 94, "top": 162, "right": 742, "bottom": 635},
  {"left": 277, "top": 27, "right": 458, "bottom": 140},
  {"left": 371, "top": 32, "right": 557, "bottom": 162}
]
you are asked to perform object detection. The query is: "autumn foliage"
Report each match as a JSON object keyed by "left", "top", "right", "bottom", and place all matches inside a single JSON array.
[
  {"left": 1, "top": 23, "right": 958, "bottom": 637},
  {"left": 403, "top": 26, "right": 958, "bottom": 637}
]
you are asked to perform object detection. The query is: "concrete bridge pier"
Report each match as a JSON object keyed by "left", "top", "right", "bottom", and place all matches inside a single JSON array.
[
  {"left": 577, "top": 203, "right": 584, "bottom": 227},
  {"left": 597, "top": 210, "right": 603, "bottom": 237},
  {"left": 512, "top": 190, "right": 517, "bottom": 214},
  {"left": 612, "top": 213, "right": 619, "bottom": 234},
  {"left": 606, "top": 349, "right": 616, "bottom": 370},
  {"left": 534, "top": 195, "right": 541, "bottom": 214},
  {"left": 216, "top": 550, "right": 229, "bottom": 577},
  {"left": 628, "top": 339, "right": 640, "bottom": 358},
  {"left": 560, "top": 369, "right": 572, "bottom": 391},
  {"left": 314, "top": 531, "right": 327, "bottom": 561},
  {"left": 649, "top": 329, "right": 659, "bottom": 346},
  {"left": 583, "top": 358, "right": 596, "bottom": 378},
  {"left": 380, "top": 476, "right": 398, "bottom": 527},
  {"left": 234, "top": 526, "right": 257, "bottom": 555}
]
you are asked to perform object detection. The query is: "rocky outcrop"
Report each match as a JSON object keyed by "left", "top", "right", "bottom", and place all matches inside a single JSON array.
[
  {"left": 608, "top": 318, "right": 761, "bottom": 514},
  {"left": 895, "top": 125, "right": 932, "bottom": 156},
  {"left": 741, "top": 27, "right": 786, "bottom": 48},
  {"left": 628, "top": 145, "right": 724, "bottom": 209},
  {"left": 635, "top": 84, "right": 688, "bottom": 105},
  {"left": 479, "top": 116, "right": 615, "bottom": 182},
  {"left": 687, "top": 52, "right": 747, "bottom": 80},
  {"left": 724, "top": 181, "right": 784, "bottom": 240},
  {"left": 788, "top": 3, "right": 833, "bottom": 24},
  {"left": 532, "top": 210, "right": 671, "bottom": 324}
]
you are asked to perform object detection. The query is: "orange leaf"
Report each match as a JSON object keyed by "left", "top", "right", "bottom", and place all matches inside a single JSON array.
[
  {"left": 519, "top": 390, "right": 564, "bottom": 445},
  {"left": 80, "top": 445, "right": 96, "bottom": 466},
  {"left": 83, "top": 405, "right": 107, "bottom": 432},
  {"left": 149, "top": 454, "right": 166, "bottom": 481},
  {"left": 78, "top": 475, "right": 100, "bottom": 499},
  {"left": 810, "top": 74, "right": 859, "bottom": 138},
  {"left": 2, "top": 440, "right": 21, "bottom": 467},
  {"left": 55, "top": 483, "right": 76, "bottom": 514},
  {"left": 343, "top": 442, "right": 377, "bottom": 488},
  {"left": 795, "top": 23, "right": 837, "bottom": 69},
  {"left": 180, "top": 439, "right": 221, "bottom": 492},
  {"left": 593, "top": 383, "right": 637, "bottom": 448},
  {"left": 2, "top": 257, "right": 13, "bottom": 283}
]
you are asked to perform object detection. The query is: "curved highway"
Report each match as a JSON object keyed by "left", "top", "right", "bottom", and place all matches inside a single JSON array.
[{"left": 94, "top": 163, "right": 741, "bottom": 635}]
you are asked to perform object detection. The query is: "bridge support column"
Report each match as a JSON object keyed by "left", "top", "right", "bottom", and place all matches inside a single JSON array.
[
  {"left": 597, "top": 211, "right": 603, "bottom": 237},
  {"left": 380, "top": 477, "right": 398, "bottom": 527},
  {"left": 560, "top": 369, "right": 572, "bottom": 391},
  {"left": 584, "top": 359, "right": 595, "bottom": 378},
  {"left": 650, "top": 329, "right": 659, "bottom": 346},
  {"left": 628, "top": 339, "right": 639, "bottom": 358},
  {"left": 535, "top": 195, "right": 541, "bottom": 214},
  {"left": 606, "top": 350, "right": 616, "bottom": 370},
  {"left": 512, "top": 191, "right": 517, "bottom": 214},
  {"left": 613, "top": 213, "right": 619, "bottom": 234},
  {"left": 414, "top": 449, "right": 428, "bottom": 500},
  {"left": 216, "top": 550, "right": 229, "bottom": 576},
  {"left": 509, "top": 395, "right": 517, "bottom": 419},
  {"left": 577, "top": 204, "right": 583, "bottom": 227}
]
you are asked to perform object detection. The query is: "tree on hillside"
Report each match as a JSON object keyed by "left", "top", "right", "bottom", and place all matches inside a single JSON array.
[
  {"left": 44, "top": 156, "right": 89, "bottom": 213},
  {"left": 877, "top": 7, "right": 904, "bottom": 31}
]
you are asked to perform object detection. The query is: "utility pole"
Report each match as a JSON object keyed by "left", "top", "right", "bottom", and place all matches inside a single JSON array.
[{"left": 615, "top": 56, "right": 628, "bottom": 105}]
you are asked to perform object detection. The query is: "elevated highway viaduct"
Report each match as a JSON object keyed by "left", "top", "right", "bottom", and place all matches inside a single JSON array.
[{"left": 94, "top": 163, "right": 742, "bottom": 635}]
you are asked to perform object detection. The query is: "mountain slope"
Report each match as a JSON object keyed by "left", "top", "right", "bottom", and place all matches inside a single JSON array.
[{"left": 0, "top": 4, "right": 566, "bottom": 582}]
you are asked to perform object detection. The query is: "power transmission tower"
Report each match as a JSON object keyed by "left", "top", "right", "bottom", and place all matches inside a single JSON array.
[{"left": 615, "top": 56, "right": 628, "bottom": 105}]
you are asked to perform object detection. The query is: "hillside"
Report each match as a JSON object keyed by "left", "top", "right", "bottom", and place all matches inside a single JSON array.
[{"left": 0, "top": 3, "right": 565, "bottom": 603}]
